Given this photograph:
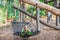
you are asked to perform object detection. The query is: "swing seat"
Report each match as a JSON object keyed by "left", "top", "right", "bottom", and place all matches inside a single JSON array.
[{"left": 11, "top": 21, "right": 40, "bottom": 38}]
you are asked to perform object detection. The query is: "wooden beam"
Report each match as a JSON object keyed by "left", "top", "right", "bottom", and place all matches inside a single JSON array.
[
  {"left": 12, "top": 5, "right": 60, "bottom": 29},
  {"left": 19, "top": 0, "right": 60, "bottom": 16},
  {"left": 36, "top": 5, "right": 40, "bottom": 31},
  {"left": 54, "top": 0, "right": 60, "bottom": 26}
]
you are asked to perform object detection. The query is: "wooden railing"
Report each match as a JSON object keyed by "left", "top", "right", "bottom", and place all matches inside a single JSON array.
[
  {"left": 12, "top": 6, "right": 60, "bottom": 30},
  {"left": 20, "top": 0, "right": 60, "bottom": 16},
  {"left": 12, "top": 0, "right": 60, "bottom": 30}
]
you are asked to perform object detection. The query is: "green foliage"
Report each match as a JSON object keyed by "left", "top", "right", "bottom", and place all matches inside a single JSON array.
[
  {"left": 7, "top": 0, "right": 14, "bottom": 2},
  {"left": 26, "top": 5, "right": 36, "bottom": 16},
  {"left": 39, "top": 0, "right": 44, "bottom": 2},
  {"left": 26, "top": 5, "right": 46, "bottom": 17},
  {"left": 0, "top": 3, "right": 6, "bottom": 23},
  {"left": 6, "top": 1, "right": 14, "bottom": 18},
  {"left": 48, "top": 2, "right": 54, "bottom": 6},
  {"left": 7, "top": 0, "right": 19, "bottom": 20},
  {"left": 0, "top": 0, "right": 15, "bottom": 23},
  {"left": 40, "top": 9, "right": 46, "bottom": 16}
]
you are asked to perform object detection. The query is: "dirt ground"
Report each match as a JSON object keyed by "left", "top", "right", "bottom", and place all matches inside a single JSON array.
[
  {"left": 0, "top": 17, "right": 60, "bottom": 40},
  {"left": 0, "top": 30, "right": 60, "bottom": 40}
]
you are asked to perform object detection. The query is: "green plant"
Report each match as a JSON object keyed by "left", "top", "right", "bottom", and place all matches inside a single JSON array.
[
  {"left": 20, "top": 31, "right": 33, "bottom": 37},
  {"left": 20, "top": 27, "right": 33, "bottom": 37}
]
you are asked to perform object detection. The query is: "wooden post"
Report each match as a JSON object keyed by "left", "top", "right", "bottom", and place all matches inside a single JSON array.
[
  {"left": 56, "top": 16, "right": 59, "bottom": 26},
  {"left": 21, "top": 2, "right": 25, "bottom": 22},
  {"left": 57, "top": 0, "right": 60, "bottom": 23},
  {"left": 14, "top": 8, "right": 16, "bottom": 21},
  {"left": 47, "top": 12, "right": 52, "bottom": 23},
  {"left": 44, "top": 0, "right": 52, "bottom": 23},
  {"left": 18, "top": 0, "right": 20, "bottom": 22},
  {"left": 54, "top": 0, "right": 60, "bottom": 26},
  {"left": 20, "top": 0, "right": 26, "bottom": 29},
  {"left": 19, "top": 1, "right": 25, "bottom": 22},
  {"left": 59, "top": 16, "right": 60, "bottom": 23},
  {"left": 19, "top": 1, "right": 22, "bottom": 22},
  {"left": 36, "top": 3, "right": 40, "bottom": 31}
]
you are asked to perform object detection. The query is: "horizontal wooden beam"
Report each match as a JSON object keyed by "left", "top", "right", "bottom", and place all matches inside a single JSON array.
[
  {"left": 20, "top": 0, "right": 60, "bottom": 16},
  {"left": 12, "top": 5, "right": 60, "bottom": 30}
]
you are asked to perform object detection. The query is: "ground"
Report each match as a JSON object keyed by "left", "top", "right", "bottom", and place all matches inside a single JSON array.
[{"left": 0, "top": 17, "right": 60, "bottom": 40}]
